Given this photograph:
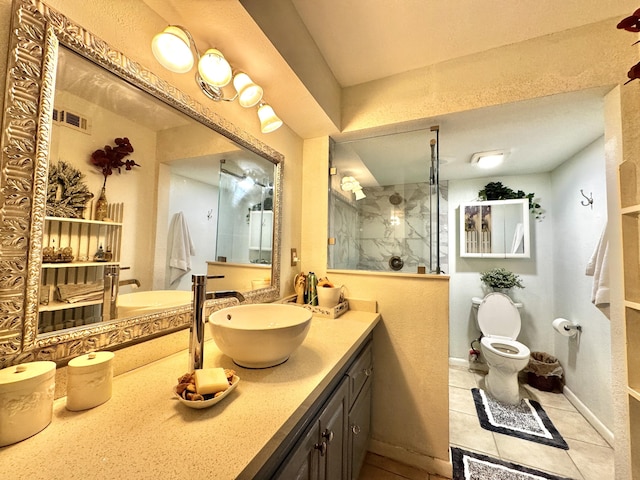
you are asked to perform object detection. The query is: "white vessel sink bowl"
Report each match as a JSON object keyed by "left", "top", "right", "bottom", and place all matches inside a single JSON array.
[
  {"left": 208, "top": 304, "right": 312, "bottom": 368},
  {"left": 117, "top": 290, "right": 192, "bottom": 317}
]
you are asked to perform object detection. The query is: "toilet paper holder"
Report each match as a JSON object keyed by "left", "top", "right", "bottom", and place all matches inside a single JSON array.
[{"left": 563, "top": 323, "right": 582, "bottom": 333}]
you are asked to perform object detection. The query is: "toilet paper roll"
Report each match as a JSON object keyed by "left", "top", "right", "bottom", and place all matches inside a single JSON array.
[{"left": 552, "top": 318, "right": 576, "bottom": 337}]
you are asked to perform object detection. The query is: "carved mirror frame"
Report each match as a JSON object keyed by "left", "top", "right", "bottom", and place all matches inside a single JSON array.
[{"left": 0, "top": 0, "right": 283, "bottom": 367}]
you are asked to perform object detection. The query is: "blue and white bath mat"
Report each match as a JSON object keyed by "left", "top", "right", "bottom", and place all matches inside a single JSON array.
[
  {"left": 451, "top": 447, "right": 574, "bottom": 480},
  {"left": 471, "top": 388, "right": 568, "bottom": 449}
]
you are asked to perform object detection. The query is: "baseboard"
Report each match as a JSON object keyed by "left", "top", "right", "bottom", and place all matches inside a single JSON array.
[
  {"left": 368, "top": 439, "right": 452, "bottom": 478},
  {"left": 562, "top": 385, "right": 614, "bottom": 447},
  {"left": 449, "top": 356, "right": 488, "bottom": 372},
  {"left": 449, "top": 357, "right": 468, "bottom": 368}
]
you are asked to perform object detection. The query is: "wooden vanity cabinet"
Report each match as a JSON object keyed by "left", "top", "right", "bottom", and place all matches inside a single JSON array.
[{"left": 270, "top": 339, "right": 373, "bottom": 480}]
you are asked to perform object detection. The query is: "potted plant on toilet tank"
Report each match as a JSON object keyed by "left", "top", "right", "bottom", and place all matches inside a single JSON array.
[{"left": 480, "top": 267, "right": 524, "bottom": 293}]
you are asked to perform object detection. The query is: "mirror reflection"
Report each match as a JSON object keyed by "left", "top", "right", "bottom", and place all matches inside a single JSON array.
[
  {"left": 459, "top": 199, "right": 530, "bottom": 258},
  {"left": 38, "top": 46, "right": 276, "bottom": 334}
]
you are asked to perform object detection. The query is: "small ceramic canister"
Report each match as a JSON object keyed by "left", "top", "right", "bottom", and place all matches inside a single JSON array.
[
  {"left": 66, "top": 351, "right": 114, "bottom": 411},
  {"left": 0, "top": 361, "right": 56, "bottom": 447}
]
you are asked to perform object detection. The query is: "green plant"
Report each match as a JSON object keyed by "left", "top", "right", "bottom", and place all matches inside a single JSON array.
[
  {"left": 480, "top": 267, "right": 524, "bottom": 290},
  {"left": 478, "top": 181, "right": 543, "bottom": 219}
]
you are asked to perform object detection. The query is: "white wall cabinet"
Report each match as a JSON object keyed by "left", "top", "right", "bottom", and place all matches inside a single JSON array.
[{"left": 459, "top": 198, "right": 530, "bottom": 258}]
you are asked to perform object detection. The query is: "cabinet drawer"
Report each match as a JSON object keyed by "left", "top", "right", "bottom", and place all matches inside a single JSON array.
[{"left": 346, "top": 343, "right": 372, "bottom": 408}]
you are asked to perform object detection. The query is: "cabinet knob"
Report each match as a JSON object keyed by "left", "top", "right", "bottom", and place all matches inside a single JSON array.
[
  {"left": 363, "top": 368, "right": 372, "bottom": 377},
  {"left": 351, "top": 424, "right": 361, "bottom": 435},
  {"left": 314, "top": 441, "right": 327, "bottom": 456},
  {"left": 321, "top": 428, "right": 334, "bottom": 444}
]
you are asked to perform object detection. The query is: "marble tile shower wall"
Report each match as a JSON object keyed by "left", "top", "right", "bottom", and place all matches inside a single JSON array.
[{"left": 331, "top": 182, "right": 448, "bottom": 273}]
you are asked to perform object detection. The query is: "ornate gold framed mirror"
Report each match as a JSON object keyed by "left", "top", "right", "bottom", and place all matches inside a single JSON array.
[{"left": 0, "top": 0, "right": 283, "bottom": 366}]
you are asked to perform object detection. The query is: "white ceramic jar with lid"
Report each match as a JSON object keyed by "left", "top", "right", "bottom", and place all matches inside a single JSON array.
[
  {"left": 66, "top": 351, "right": 115, "bottom": 411},
  {"left": 0, "top": 360, "right": 56, "bottom": 446},
  {"left": 67, "top": 352, "right": 114, "bottom": 411}
]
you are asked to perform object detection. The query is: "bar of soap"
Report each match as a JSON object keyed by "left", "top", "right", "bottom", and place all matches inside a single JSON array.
[{"left": 194, "top": 368, "right": 229, "bottom": 395}]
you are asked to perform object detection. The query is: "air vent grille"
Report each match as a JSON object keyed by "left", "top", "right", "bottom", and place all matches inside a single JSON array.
[{"left": 52, "top": 107, "right": 91, "bottom": 134}]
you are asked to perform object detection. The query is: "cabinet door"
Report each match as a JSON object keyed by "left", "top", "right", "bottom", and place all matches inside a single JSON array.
[
  {"left": 273, "top": 420, "right": 321, "bottom": 480},
  {"left": 349, "top": 380, "right": 372, "bottom": 480},
  {"left": 459, "top": 199, "right": 530, "bottom": 258},
  {"left": 319, "top": 379, "right": 348, "bottom": 480}
]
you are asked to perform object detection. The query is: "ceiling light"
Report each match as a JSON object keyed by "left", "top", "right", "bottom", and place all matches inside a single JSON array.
[
  {"left": 151, "top": 25, "right": 282, "bottom": 133},
  {"left": 258, "top": 103, "right": 283, "bottom": 133},
  {"left": 470, "top": 150, "right": 509, "bottom": 169}
]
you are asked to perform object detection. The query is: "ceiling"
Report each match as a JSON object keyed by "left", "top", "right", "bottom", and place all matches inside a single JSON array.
[
  {"left": 141, "top": 1, "right": 634, "bottom": 181},
  {"left": 287, "top": 0, "right": 638, "bottom": 88}
]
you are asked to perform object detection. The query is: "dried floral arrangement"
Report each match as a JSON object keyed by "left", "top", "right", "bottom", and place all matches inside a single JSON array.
[
  {"left": 46, "top": 161, "right": 93, "bottom": 218},
  {"left": 617, "top": 8, "right": 640, "bottom": 84},
  {"left": 480, "top": 267, "right": 524, "bottom": 290},
  {"left": 90, "top": 137, "right": 140, "bottom": 186}
]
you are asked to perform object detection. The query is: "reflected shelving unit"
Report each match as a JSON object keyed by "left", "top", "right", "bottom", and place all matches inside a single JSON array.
[
  {"left": 38, "top": 204, "right": 123, "bottom": 333},
  {"left": 620, "top": 159, "right": 640, "bottom": 478}
]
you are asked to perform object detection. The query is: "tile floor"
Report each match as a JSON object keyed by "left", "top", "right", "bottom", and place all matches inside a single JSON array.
[
  {"left": 449, "top": 365, "right": 614, "bottom": 480},
  {"left": 358, "top": 366, "right": 614, "bottom": 479}
]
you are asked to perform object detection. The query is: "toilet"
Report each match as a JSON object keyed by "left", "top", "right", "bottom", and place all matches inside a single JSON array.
[{"left": 476, "top": 292, "right": 530, "bottom": 404}]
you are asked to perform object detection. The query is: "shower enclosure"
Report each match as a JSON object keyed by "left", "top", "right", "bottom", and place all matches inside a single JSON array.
[
  {"left": 215, "top": 158, "right": 274, "bottom": 265},
  {"left": 328, "top": 127, "right": 448, "bottom": 274}
]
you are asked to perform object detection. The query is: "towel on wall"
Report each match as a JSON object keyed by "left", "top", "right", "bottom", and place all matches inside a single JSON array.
[
  {"left": 586, "top": 222, "right": 610, "bottom": 308},
  {"left": 169, "top": 212, "right": 196, "bottom": 284}
]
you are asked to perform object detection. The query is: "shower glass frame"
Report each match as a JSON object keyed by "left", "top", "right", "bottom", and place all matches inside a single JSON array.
[{"left": 327, "top": 127, "right": 446, "bottom": 274}]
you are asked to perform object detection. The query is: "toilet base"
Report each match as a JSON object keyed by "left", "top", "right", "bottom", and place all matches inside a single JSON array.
[{"left": 485, "top": 368, "right": 521, "bottom": 405}]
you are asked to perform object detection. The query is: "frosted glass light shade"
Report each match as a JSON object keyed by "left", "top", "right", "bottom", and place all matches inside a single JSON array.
[
  {"left": 233, "top": 72, "right": 263, "bottom": 107},
  {"left": 353, "top": 187, "right": 366, "bottom": 200},
  {"left": 151, "top": 26, "right": 194, "bottom": 73},
  {"left": 198, "top": 49, "right": 232, "bottom": 87},
  {"left": 340, "top": 176, "right": 357, "bottom": 191},
  {"left": 258, "top": 103, "right": 283, "bottom": 133}
]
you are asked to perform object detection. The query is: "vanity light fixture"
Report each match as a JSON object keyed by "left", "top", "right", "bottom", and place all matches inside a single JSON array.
[
  {"left": 353, "top": 187, "right": 366, "bottom": 200},
  {"left": 470, "top": 150, "right": 509, "bottom": 169},
  {"left": 151, "top": 25, "right": 283, "bottom": 133},
  {"left": 340, "top": 176, "right": 358, "bottom": 192},
  {"left": 341, "top": 176, "right": 366, "bottom": 200}
]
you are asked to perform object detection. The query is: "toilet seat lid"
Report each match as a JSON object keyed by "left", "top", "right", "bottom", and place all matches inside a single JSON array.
[{"left": 477, "top": 292, "right": 521, "bottom": 339}]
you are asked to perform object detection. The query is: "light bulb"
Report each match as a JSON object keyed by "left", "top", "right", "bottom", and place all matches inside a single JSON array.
[
  {"left": 258, "top": 103, "right": 283, "bottom": 133},
  {"left": 353, "top": 187, "right": 366, "bottom": 200},
  {"left": 233, "top": 72, "right": 263, "bottom": 108},
  {"left": 151, "top": 26, "right": 194, "bottom": 73},
  {"left": 198, "top": 49, "right": 232, "bottom": 87}
]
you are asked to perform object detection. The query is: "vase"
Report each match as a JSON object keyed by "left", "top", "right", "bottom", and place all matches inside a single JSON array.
[{"left": 95, "top": 186, "right": 108, "bottom": 221}]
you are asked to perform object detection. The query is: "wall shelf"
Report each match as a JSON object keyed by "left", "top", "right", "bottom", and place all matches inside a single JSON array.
[
  {"left": 39, "top": 205, "right": 123, "bottom": 334},
  {"left": 39, "top": 298, "right": 103, "bottom": 312}
]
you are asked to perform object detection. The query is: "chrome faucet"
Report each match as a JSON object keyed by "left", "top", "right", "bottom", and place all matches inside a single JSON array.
[
  {"left": 103, "top": 265, "right": 120, "bottom": 321},
  {"left": 103, "top": 266, "right": 139, "bottom": 321},
  {"left": 189, "top": 274, "right": 243, "bottom": 371}
]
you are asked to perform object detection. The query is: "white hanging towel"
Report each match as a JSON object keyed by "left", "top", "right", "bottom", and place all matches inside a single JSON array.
[
  {"left": 586, "top": 222, "right": 610, "bottom": 308},
  {"left": 169, "top": 212, "right": 196, "bottom": 284}
]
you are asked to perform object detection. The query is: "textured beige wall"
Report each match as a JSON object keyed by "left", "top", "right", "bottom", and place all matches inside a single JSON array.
[
  {"left": 341, "top": 18, "right": 630, "bottom": 133},
  {"left": 301, "top": 137, "right": 451, "bottom": 474}
]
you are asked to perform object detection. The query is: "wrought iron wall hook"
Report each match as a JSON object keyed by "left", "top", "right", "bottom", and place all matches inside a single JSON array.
[{"left": 580, "top": 190, "right": 593, "bottom": 209}]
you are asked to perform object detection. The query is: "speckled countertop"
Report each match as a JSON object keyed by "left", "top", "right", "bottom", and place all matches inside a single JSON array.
[{"left": 3, "top": 310, "right": 380, "bottom": 479}]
